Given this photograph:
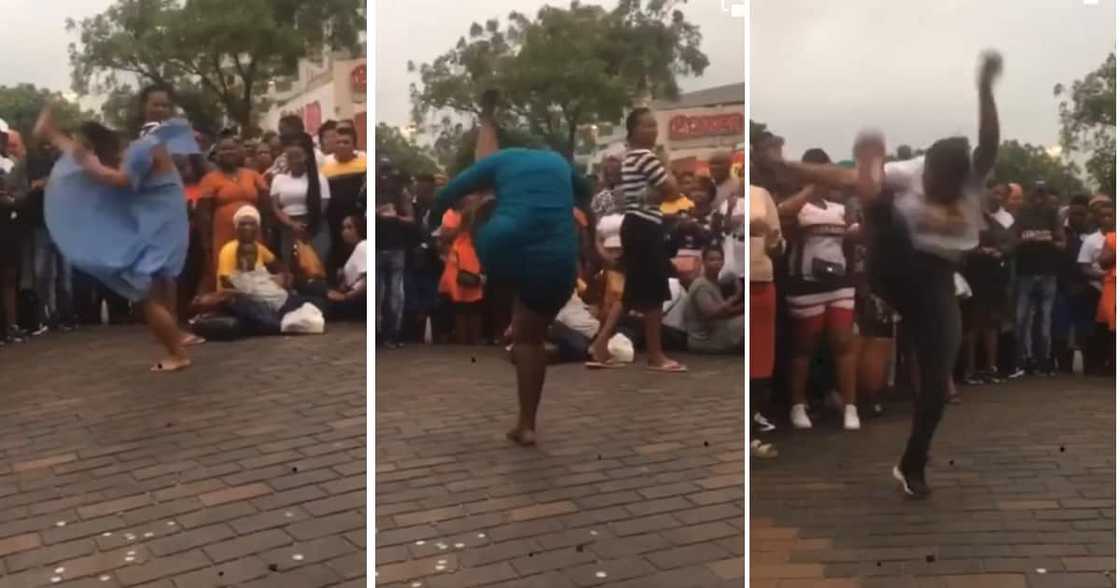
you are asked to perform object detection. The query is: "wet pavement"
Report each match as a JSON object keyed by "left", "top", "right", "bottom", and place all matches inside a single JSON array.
[
  {"left": 375, "top": 346, "right": 744, "bottom": 587},
  {"left": 0, "top": 324, "right": 365, "bottom": 587},
  {"left": 751, "top": 375, "right": 1116, "bottom": 588}
]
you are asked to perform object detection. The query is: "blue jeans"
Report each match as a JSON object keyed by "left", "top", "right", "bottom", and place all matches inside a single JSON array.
[
  {"left": 1015, "top": 274, "right": 1058, "bottom": 367},
  {"left": 28, "top": 228, "right": 74, "bottom": 325},
  {"left": 376, "top": 249, "right": 406, "bottom": 342}
]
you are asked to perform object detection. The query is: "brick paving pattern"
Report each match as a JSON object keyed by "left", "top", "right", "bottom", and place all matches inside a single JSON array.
[
  {"left": 375, "top": 347, "right": 744, "bottom": 587},
  {"left": 751, "top": 375, "right": 1116, "bottom": 588},
  {"left": 0, "top": 325, "right": 365, "bottom": 587}
]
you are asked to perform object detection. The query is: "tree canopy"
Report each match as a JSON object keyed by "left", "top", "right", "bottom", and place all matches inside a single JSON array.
[
  {"left": 68, "top": 0, "right": 364, "bottom": 133},
  {"left": 992, "top": 140, "right": 1086, "bottom": 196},
  {"left": 0, "top": 84, "right": 92, "bottom": 138},
  {"left": 409, "top": 0, "right": 709, "bottom": 160},
  {"left": 1055, "top": 52, "right": 1115, "bottom": 196},
  {"left": 374, "top": 123, "right": 439, "bottom": 179}
]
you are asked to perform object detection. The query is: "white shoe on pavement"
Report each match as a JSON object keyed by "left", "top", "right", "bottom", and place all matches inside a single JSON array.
[
  {"left": 843, "top": 404, "right": 861, "bottom": 431},
  {"left": 790, "top": 404, "right": 812, "bottom": 429}
]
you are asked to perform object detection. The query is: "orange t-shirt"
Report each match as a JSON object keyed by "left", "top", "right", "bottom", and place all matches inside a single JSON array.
[{"left": 1098, "top": 232, "right": 1116, "bottom": 331}]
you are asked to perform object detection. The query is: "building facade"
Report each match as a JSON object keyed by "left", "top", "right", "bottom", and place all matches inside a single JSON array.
[{"left": 262, "top": 52, "right": 367, "bottom": 148}]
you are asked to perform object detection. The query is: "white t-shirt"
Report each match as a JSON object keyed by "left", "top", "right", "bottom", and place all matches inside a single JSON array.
[
  {"left": 270, "top": 173, "right": 331, "bottom": 217},
  {"left": 787, "top": 199, "right": 847, "bottom": 282},
  {"left": 884, "top": 156, "right": 982, "bottom": 261},
  {"left": 556, "top": 291, "right": 600, "bottom": 338},
  {"left": 342, "top": 240, "right": 368, "bottom": 290},
  {"left": 0, "top": 156, "right": 13, "bottom": 174},
  {"left": 1078, "top": 230, "right": 1106, "bottom": 291},
  {"left": 990, "top": 207, "right": 1015, "bottom": 230}
]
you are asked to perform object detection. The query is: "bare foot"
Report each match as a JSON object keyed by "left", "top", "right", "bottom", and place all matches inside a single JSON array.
[
  {"left": 151, "top": 357, "right": 191, "bottom": 373},
  {"left": 505, "top": 427, "right": 536, "bottom": 447}
]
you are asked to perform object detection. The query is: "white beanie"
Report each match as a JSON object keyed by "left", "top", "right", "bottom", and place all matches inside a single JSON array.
[{"left": 233, "top": 205, "right": 261, "bottom": 227}]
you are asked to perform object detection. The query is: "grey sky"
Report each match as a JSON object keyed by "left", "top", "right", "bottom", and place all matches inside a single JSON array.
[
  {"left": 0, "top": 0, "right": 115, "bottom": 99},
  {"left": 375, "top": 0, "right": 745, "bottom": 128},
  {"left": 750, "top": 0, "right": 1116, "bottom": 163}
]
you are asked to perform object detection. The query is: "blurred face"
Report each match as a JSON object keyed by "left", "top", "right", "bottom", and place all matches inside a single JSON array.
[
  {"left": 320, "top": 129, "right": 338, "bottom": 155},
  {"left": 709, "top": 155, "right": 731, "bottom": 182},
  {"left": 216, "top": 139, "right": 240, "bottom": 169},
  {"left": 342, "top": 216, "right": 361, "bottom": 245},
  {"left": 690, "top": 189, "right": 713, "bottom": 217},
  {"left": 285, "top": 145, "right": 307, "bottom": 175},
  {"left": 679, "top": 173, "right": 696, "bottom": 194},
  {"left": 268, "top": 136, "right": 283, "bottom": 158},
  {"left": 603, "top": 158, "right": 622, "bottom": 186},
  {"left": 630, "top": 112, "right": 658, "bottom": 147},
  {"left": 335, "top": 134, "right": 355, "bottom": 160},
  {"left": 1007, "top": 189, "right": 1024, "bottom": 214},
  {"left": 1068, "top": 204, "right": 1090, "bottom": 232},
  {"left": 255, "top": 143, "right": 273, "bottom": 170},
  {"left": 703, "top": 249, "right": 724, "bottom": 277},
  {"left": 143, "top": 90, "right": 173, "bottom": 123},
  {"left": 1097, "top": 206, "right": 1115, "bottom": 232},
  {"left": 236, "top": 217, "right": 259, "bottom": 243}
]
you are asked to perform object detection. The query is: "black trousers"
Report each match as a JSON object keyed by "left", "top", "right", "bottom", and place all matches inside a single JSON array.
[{"left": 866, "top": 197, "right": 960, "bottom": 474}]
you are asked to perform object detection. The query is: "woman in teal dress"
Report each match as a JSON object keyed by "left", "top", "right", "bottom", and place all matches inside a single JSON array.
[
  {"left": 35, "top": 105, "right": 198, "bottom": 372},
  {"left": 432, "top": 92, "right": 589, "bottom": 446}
]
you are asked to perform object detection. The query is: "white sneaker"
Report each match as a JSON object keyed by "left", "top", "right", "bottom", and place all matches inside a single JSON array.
[
  {"left": 790, "top": 404, "right": 813, "bottom": 429},
  {"left": 843, "top": 404, "right": 861, "bottom": 431}
]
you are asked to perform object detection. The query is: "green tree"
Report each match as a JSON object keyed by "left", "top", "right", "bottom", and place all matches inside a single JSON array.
[
  {"left": 374, "top": 123, "right": 439, "bottom": 178},
  {"left": 68, "top": 0, "right": 364, "bottom": 133},
  {"left": 409, "top": 0, "right": 708, "bottom": 159},
  {"left": 0, "top": 84, "right": 92, "bottom": 137},
  {"left": 993, "top": 139, "right": 1086, "bottom": 196},
  {"left": 1054, "top": 53, "right": 1116, "bottom": 196}
]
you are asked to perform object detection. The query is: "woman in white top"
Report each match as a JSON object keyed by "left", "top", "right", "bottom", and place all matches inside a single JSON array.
[
  {"left": 324, "top": 214, "right": 366, "bottom": 321},
  {"left": 269, "top": 139, "right": 331, "bottom": 269}
]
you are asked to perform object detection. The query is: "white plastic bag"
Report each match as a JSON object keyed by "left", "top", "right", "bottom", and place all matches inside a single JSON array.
[
  {"left": 607, "top": 333, "right": 634, "bottom": 364},
  {"left": 281, "top": 303, "right": 326, "bottom": 334}
]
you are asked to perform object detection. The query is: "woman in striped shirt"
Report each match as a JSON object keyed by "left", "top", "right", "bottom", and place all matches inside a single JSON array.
[{"left": 587, "top": 107, "right": 686, "bottom": 373}]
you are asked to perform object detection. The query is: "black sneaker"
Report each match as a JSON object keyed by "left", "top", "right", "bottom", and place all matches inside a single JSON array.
[
  {"left": 892, "top": 466, "right": 931, "bottom": 498},
  {"left": 962, "top": 374, "right": 985, "bottom": 386},
  {"left": 5, "top": 327, "right": 27, "bottom": 344},
  {"left": 1005, "top": 367, "right": 1025, "bottom": 380},
  {"left": 981, "top": 369, "right": 1003, "bottom": 384}
]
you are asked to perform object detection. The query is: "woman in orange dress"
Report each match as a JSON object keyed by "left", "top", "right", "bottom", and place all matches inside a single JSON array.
[{"left": 196, "top": 137, "right": 267, "bottom": 292}]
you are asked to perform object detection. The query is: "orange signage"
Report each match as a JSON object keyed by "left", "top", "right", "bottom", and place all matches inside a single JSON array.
[{"left": 668, "top": 113, "right": 744, "bottom": 141}]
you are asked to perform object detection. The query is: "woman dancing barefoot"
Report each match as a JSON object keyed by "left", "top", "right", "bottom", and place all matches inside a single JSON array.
[
  {"left": 431, "top": 91, "right": 589, "bottom": 446},
  {"left": 35, "top": 106, "right": 199, "bottom": 372}
]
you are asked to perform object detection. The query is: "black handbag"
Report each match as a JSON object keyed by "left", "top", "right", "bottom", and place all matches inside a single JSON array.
[
  {"left": 811, "top": 258, "right": 846, "bottom": 284},
  {"left": 456, "top": 270, "right": 483, "bottom": 288}
]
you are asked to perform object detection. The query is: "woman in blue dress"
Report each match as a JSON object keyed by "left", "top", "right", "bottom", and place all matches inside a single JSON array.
[
  {"left": 34, "top": 103, "right": 199, "bottom": 373},
  {"left": 432, "top": 91, "right": 589, "bottom": 446}
]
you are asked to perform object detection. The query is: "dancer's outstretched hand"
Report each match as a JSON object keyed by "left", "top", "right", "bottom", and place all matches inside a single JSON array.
[{"left": 978, "top": 50, "right": 1003, "bottom": 89}]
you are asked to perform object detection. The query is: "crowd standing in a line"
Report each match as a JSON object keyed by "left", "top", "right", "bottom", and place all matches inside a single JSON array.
[{"left": 0, "top": 85, "right": 367, "bottom": 354}]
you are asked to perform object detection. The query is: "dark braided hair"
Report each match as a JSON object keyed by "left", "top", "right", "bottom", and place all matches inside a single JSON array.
[{"left": 282, "top": 132, "right": 323, "bottom": 233}]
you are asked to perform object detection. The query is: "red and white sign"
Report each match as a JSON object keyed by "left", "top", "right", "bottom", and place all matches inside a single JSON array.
[
  {"left": 668, "top": 113, "right": 744, "bottom": 141},
  {"left": 350, "top": 64, "right": 367, "bottom": 99},
  {"left": 301, "top": 101, "right": 322, "bottom": 135}
]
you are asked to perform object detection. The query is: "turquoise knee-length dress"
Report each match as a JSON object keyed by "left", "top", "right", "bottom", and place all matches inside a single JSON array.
[
  {"left": 45, "top": 119, "right": 198, "bottom": 302},
  {"left": 433, "top": 148, "right": 588, "bottom": 316}
]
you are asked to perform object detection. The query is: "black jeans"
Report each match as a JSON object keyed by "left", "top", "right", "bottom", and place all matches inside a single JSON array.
[{"left": 866, "top": 198, "right": 960, "bottom": 474}]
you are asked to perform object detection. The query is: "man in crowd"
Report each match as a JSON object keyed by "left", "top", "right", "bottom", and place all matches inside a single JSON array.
[
  {"left": 1012, "top": 183, "right": 1066, "bottom": 376},
  {"left": 709, "top": 150, "right": 740, "bottom": 213}
]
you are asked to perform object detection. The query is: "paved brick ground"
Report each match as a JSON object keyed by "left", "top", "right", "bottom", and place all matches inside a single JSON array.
[
  {"left": 374, "top": 347, "right": 744, "bottom": 587},
  {"left": 0, "top": 324, "right": 365, "bottom": 588},
  {"left": 750, "top": 375, "right": 1116, "bottom": 588}
]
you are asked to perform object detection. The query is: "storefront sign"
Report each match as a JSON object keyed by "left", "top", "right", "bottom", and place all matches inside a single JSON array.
[
  {"left": 668, "top": 113, "right": 744, "bottom": 141},
  {"left": 350, "top": 64, "right": 367, "bottom": 103}
]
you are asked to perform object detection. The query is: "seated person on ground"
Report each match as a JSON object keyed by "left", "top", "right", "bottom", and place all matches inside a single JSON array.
[{"left": 683, "top": 246, "right": 745, "bottom": 354}]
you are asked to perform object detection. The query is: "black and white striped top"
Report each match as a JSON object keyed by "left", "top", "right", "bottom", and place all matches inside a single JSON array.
[{"left": 621, "top": 148, "right": 668, "bottom": 224}]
